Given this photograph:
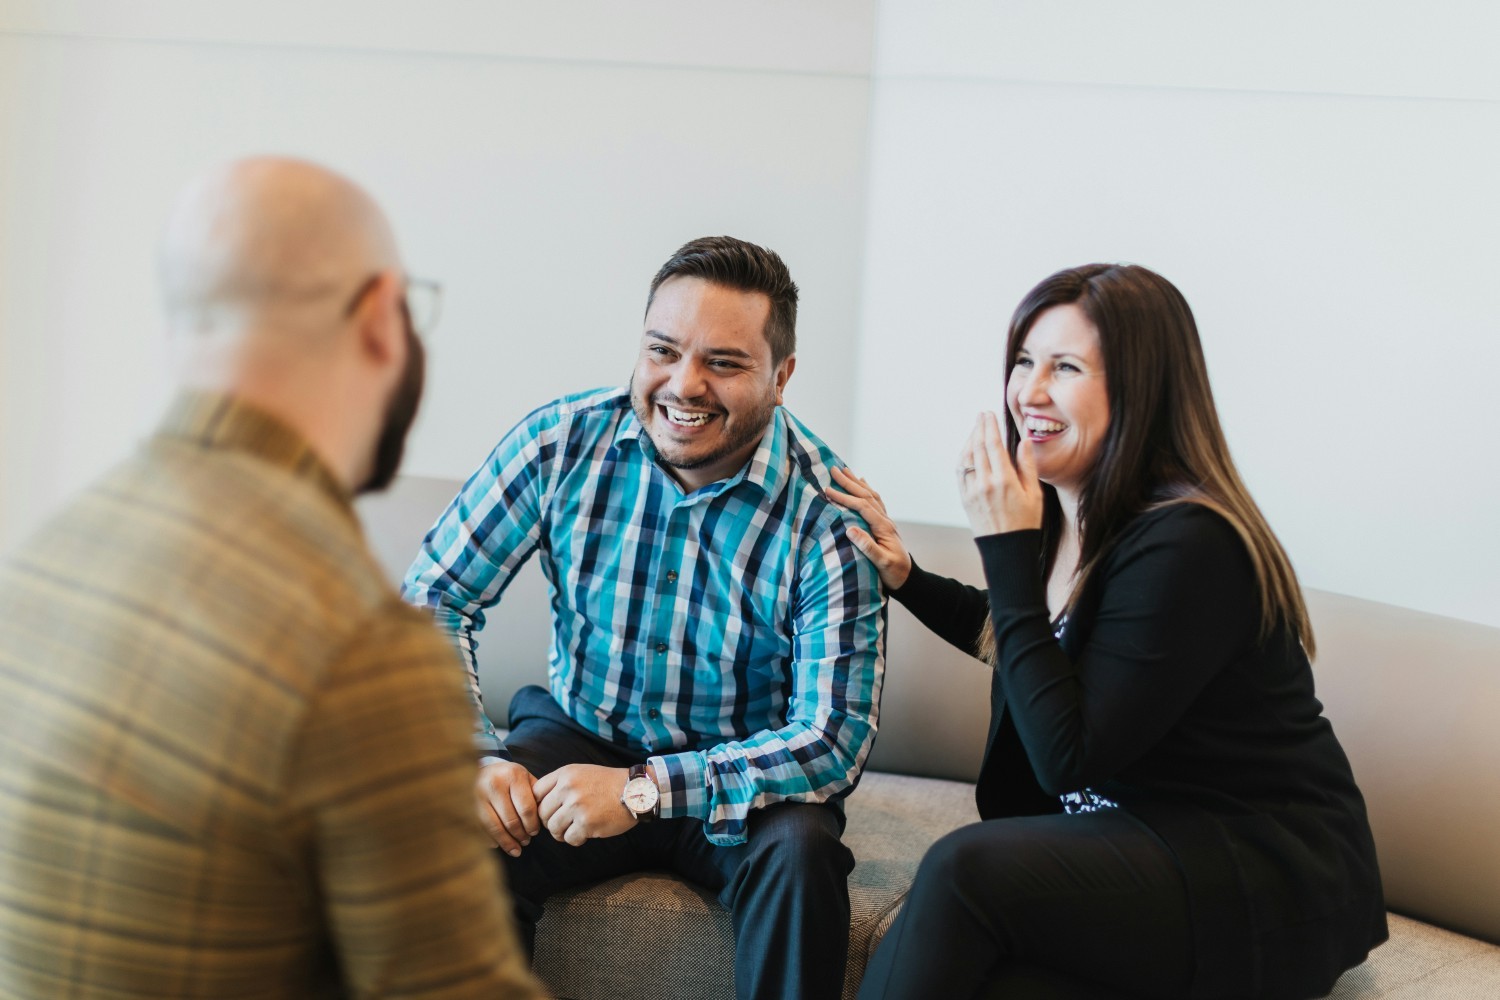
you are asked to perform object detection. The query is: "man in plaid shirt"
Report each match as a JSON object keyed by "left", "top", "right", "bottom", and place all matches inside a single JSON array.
[{"left": 404, "top": 237, "right": 886, "bottom": 999}]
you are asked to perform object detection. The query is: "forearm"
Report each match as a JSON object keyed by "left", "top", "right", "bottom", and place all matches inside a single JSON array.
[
  {"left": 649, "top": 707, "right": 874, "bottom": 846},
  {"left": 890, "top": 557, "right": 991, "bottom": 656}
]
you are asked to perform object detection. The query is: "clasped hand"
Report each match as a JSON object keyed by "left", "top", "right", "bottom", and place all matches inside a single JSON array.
[{"left": 475, "top": 760, "right": 637, "bottom": 855}]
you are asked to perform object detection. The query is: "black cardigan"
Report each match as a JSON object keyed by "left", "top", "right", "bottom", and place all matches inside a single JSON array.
[{"left": 893, "top": 504, "right": 1387, "bottom": 999}]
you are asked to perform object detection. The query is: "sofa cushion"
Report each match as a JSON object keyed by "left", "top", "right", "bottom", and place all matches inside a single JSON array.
[
  {"left": 532, "top": 771, "right": 980, "bottom": 1000},
  {"left": 1308, "top": 591, "right": 1500, "bottom": 946},
  {"left": 1328, "top": 914, "right": 1500, "bottom": 998}
]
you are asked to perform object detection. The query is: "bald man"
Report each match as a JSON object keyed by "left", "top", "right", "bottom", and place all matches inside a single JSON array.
[{"left": 0, "top": 158, "right": 543, "bottom": 999}]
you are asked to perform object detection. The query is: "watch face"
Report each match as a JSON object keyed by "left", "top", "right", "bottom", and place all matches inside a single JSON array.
[{"left": 623, "top": 776, "right": 659, "bottom": 814}]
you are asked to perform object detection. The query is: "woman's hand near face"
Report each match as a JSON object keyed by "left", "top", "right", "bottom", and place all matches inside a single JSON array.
[
  {"left": 826, "top": 466, "right": 912, "bottom": 590},
  {"left": 958, "top": 412, "right": 1044, "bottom": 537}
]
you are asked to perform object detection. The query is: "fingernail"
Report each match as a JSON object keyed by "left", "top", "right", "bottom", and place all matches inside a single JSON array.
[{"left": 508, "top": 848, "right": 522, "bottom": 857}]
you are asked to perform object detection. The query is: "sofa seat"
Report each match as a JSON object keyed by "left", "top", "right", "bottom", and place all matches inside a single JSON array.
[
  {"left": 530, "top": 774, "right": 1500, "bottom": 1000},
  {"left": 532, "top": 772, "right": 980, "bottom": 1000},
  {"left": 1328, "top": 915, "right": 1500, "bottom": 999}
]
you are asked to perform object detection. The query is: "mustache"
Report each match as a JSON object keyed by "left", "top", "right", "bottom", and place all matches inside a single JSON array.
[{"left": 651, "top": 392, "right": 724, "bottom": 414}]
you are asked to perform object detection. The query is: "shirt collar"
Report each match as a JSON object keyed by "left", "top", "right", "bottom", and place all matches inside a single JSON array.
[
  {"left": 153, "top": 391, "right": 353, "bottom": 514},
  {"left": 613, "top": 393, "right": 788, "bottom": 500}
]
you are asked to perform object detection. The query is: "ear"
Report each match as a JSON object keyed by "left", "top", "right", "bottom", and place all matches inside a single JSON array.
[
  {"left": 350, "top": 270, "right": 404, "bottom": 365},
  {"left": 773, "top": 355, "right": 796, "bottom": 405}
]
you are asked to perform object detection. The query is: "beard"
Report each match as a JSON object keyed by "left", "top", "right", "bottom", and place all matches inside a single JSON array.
[
  {"left": 628, "top": 374, "right": 777, "bottom": 476},
  {"left": 358, "top": 314, "right": 425, "bottom": 495}
]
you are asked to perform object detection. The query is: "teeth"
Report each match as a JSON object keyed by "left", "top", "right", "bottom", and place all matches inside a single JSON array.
[
  {"left": 1025, "top": 416, "right": 1066, "bottom": 434},
  {"left": 665, "top": 406, "right": 712, "bottom": 426}
]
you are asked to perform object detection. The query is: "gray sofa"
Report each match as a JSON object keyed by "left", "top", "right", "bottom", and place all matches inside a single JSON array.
[{"left": 360, "top": 476, "right": 1500, "bottom": 999}]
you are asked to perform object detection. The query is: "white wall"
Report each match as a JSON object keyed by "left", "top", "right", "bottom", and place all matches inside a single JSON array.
[
  {"left": 855, "top": 0, "right": 1500, "bottom": 628},
  {"left": 4, "top": 1, "right": 1497, "bottom": 629},
  {"left": 0, "top": 0, "right": 875, "bottom": 549}
]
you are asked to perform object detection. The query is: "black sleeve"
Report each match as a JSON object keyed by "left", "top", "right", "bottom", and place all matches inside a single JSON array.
[
  {"left": 889, "top": 557, "right": 990, "bottom": 658},
  {"left": 978, "top": 508, "right": 1259, "bottom": 796}
]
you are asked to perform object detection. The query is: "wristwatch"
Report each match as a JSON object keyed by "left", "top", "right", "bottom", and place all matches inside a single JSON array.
[{"left": 620, "top": 763, "right": 660, "bottom": 822}]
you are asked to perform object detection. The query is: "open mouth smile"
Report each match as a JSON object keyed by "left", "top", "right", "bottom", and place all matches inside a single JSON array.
[
  {"left": 1023, "top": 414, "right": 1067, "bottom": 440},
  {"left": 660, "top": 404, "right": 719, "bottom": 430}
]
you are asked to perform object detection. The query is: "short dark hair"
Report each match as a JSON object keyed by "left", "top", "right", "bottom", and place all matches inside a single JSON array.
[{"left": 646, "top": 236, "right": 798, "bottom": 364}]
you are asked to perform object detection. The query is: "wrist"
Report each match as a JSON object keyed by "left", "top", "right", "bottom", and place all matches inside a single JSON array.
[
  {"left": 620, "top": 763, "right": 660, "bottom": 822},
  {"left": 887, "top": 547, "right": 912, "bottom": 589}
]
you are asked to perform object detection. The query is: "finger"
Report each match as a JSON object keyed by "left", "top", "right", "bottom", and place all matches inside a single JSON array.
[
  {"left": 486, "top": 788, "right": 531, "bottom": 852},
  {"left": 967, "top": 418, "right": 991, "bottom": 480},
  {"left": 511, "top": 783, "right": 541, "bottom": 839},
  {"left": 532, "top": 770, "right": 557, "bottom": 800},
  {"left": 545, "top": 805, "right": 571, "bottom": 842},
  {"left": 1016, "top": 437, "right": 1039, "bottom": 486},
  {"left": 477, "top": 799, "right": 522, "bottom": 855},
  {"left": 536, "top": 786, "right": 560, "bottom": 828},
  {"left": 981, "top": 412, "right": 1008, "bottom": 473},
  {"left": 824, "top": 485, "right": 859, "bottom": 507},
  {"left": 845, "top": 525, "right": 883, "bottom": 565},
  {"left": 837, "top": 465, "right": 871, "bottom": 490},
  {"left": 830, "top": 467, "right": 866, "bottom": 498},
  {"left": 564, "top": 823, "right": 589, "bottom": 848},
  {"left": 832, "top": 467, "right": 881, "bottom": 505}
]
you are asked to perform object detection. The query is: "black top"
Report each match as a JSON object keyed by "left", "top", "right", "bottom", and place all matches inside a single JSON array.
[{"left": 894, "top": 504, "right": 1387, "bottom": 999}]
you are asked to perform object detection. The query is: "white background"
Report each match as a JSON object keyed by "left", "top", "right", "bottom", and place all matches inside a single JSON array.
[{"left": 2, "top": 1, "right": 1497, "bottom": 628}]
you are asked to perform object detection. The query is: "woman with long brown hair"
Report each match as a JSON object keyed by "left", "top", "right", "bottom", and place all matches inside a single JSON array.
[{"left": 831, "top": 264, "right": 1385, "bottom": 999}]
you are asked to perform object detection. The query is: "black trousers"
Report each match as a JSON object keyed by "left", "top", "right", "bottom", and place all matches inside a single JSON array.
[
  {"left": 499, "top": 686, "right": 854, "bottom": 1000},
  {"left": 857, "top": 810, "right": 1195, "bottom": 1000}
]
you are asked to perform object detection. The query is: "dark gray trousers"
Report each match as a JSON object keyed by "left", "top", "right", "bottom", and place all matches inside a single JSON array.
[{"left": 857, "top": 810, "right": 1195, "bottom": 999}]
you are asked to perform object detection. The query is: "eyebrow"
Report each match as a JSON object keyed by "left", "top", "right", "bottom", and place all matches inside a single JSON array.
[
  {"left": 645, "top": 330, "right": 756, "bottom": 360},
  {"left": 1016, "top": 348, "right": 1089, "bottom": 361}
]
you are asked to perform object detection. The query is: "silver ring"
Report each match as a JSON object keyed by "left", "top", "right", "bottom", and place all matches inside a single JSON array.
[{"left": 960, "top": 466, "right": 976, "bottom": 476}]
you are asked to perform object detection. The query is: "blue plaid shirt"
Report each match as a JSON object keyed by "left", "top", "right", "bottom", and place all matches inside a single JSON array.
[{"left": 402, "top": 387, "right": 885, "bottom": 845}]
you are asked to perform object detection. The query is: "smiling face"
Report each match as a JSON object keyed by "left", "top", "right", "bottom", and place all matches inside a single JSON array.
[
  {"left": 1006, "top": 303, "right": 1110, "bottom": 500},
  {"left": 629, "top": 275, "right": 795, "bottom": 492}
]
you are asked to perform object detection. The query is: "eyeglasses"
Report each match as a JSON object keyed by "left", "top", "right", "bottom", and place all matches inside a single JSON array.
[
  {"left": 404, "top": 277, "right": 442, "bottom": 338},
  {"left": 342, "top": 274, "right": 444, "bottom": 339}
]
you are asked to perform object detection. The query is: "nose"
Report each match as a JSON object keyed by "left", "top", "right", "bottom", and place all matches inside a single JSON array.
[
  {"left": 666, "top": 358, "right": 709, "bottom": 402},
  {"left": 1013, "top": 364, "right": 1051, "bottom": 408}
]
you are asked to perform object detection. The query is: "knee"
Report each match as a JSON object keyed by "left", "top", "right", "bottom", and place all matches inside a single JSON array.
[
  {"left": 916, "top": 823, "right": 995, "bottom": 888},
  {"left": 745, "top": 803, "right": 853, "bottom": 880}
]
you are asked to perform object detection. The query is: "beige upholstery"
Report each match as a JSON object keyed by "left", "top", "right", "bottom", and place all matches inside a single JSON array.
[
  {"left": 1309, "top": 591, "right": 1500, "bottom": 946},
  {"left": 359, "top": 475, "right": 1500, "bottom": 998},
  {"left": 1326, "top": 915, "right": 1500, "bottom": 999},
  {"left": 529, "top": 773, "right": 977, "bottom": 1000}
]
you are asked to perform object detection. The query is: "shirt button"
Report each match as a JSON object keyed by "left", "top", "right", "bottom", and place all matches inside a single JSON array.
[
  {"left": 648, "top": 708, "right": 660, "bottom": 719},
  {"left": 655, "top": 642, "right": 667, "bottom": 653},
  {"left": 665, "top": 570, "right": 678, "bottom": 583}
]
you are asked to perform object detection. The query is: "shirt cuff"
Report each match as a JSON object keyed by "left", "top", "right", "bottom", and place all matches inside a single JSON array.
[
  {"left": 475, "top": 730, "right": 512, "bottom": 763},
  {"left": 974, "top": 529, "right": 1046, "bottom": 610},
  {"left": 648, "top": 750, "right": 709, "bottom": 822}
]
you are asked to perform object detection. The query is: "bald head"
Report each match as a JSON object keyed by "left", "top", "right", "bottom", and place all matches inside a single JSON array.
[{"left": 159, "top": 157, "right": 401, "bottom": 339}]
